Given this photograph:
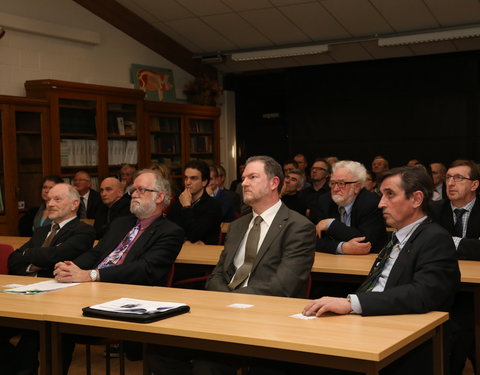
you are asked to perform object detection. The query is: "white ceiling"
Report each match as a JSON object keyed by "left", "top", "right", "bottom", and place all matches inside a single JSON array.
[{"left": 116, "top": 0, "right": 480, "bottom": 73}]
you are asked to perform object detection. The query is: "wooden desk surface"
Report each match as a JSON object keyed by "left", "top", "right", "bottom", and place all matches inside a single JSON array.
[{"left": 0, "top": 275, "right": 446, "bottom": 367}]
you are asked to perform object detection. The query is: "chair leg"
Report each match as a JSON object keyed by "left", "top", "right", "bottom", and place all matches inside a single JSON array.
[{"left": 85, "top": 344, "right": 92, "bottom": 375}]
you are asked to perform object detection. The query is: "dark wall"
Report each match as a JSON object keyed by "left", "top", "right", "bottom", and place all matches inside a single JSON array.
[{"left": 226, "top": 51, "right": 480, "bottom": 169}]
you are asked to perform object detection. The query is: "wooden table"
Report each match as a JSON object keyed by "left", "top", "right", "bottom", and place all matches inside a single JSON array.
[{"left": 0, "top": 276, "right": 443, "bottom": 375}]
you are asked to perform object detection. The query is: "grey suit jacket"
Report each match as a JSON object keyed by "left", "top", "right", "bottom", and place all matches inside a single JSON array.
[{"left": 206, "top": 202, "right": 316, "bottom": 298}]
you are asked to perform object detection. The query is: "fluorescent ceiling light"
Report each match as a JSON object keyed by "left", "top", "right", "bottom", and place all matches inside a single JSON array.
[
  {"left": 378, "top": 26, "right": 480, "bottom": 47},
  {"left": 231, "top": 44, "right": 329, "bottom": 61}
]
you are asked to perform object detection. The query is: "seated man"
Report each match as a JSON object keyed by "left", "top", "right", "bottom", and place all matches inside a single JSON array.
[
  {"left": 147, "top": 155, "right": 316, "bottom": 374},
  {"left": 73, "top": 170, "right": 101, "bottom": 219},
  {"left": 94, "top": 177, "right": 132, "bottom": 239},
  {"left": 299, "top": 157, "right": 331, "bottom": 211},
  {"left": 54, "top": 169, "right": 185, "bottom": 372},
  {"left": 310, "top": 160, "right": 387, "bottom": 254},
  {"left": 280, "top": 168, "right": 308, "bottom": 216},
  {"left": 206, "top": 165, "right": 236, "bottom": 222},
  {"left": 431, "top": 159, "right": 480, "bottom": 374},
  {"left": 303, "top": 166, "right": 460, "bottom": 375},
  {"left": 167, "top": 160, "right": 222, "bottom": 245},
  {"left": 2, "top": 183, "right": 95, "bottom": 375},
  {"left": 9, "top": 183, "right": 96, "bottom": 277}
]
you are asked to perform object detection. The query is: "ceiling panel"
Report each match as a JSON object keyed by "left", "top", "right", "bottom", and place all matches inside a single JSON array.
[
  {"left": 321, "top": 0, "right": 395, "bottom": 36},
  {"left": 165, "top": 17, "right": 237, "bottom": 52},
  {"left": 370, "top": 0, "right": 439, "bottom": 32},
  {"left": 329, "top": 43, "right": 374, "bottom": 63},
  {"left": 239, "top": 8, "right": 309, "bottom": 45},
  {"left": 119, "top": 0, "right": 192, "bottom": 21},
  {"left": 151, "top": 21, "right": 202, "bottom": 52},
  {"left": 361, "top": 40, "right": 415, "bottom": 59},
  {"left": 410, "top": 40, "right": 458, "bottom": 55},
  {"left": 175, "top": 0, "right": 231, "bottom": 16},
  {"left": 221, "top": 0, "right": 272, "bottom": 11},
  {"left": 203, "top": 13, "right": 271, "bottom": 49},
  {"left": 424, "top": 0, "right": 480, "bottom": 26},
  {"left": 293, "top": 53, "right": 337, "bottom": 66},
  {"left": 280, "top": 2, "right": 351, "bottom": 41},
  {"left": 454, "top": 37, "right": 480, "bottom": 52}
]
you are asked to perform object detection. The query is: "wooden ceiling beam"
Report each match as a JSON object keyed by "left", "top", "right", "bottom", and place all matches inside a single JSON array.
[{"left": 73, "top": 0, "right": 217, "bottom": 78}]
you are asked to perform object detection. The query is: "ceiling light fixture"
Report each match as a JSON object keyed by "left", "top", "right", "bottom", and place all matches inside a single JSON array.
[
  {"left": 231, "top": 44, "right": 329, "bottom": 61},
  {"left": 378, "top": 26, "right": 480, "bottom": 47}
]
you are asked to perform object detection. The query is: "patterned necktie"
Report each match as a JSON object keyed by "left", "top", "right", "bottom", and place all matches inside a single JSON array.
[
  {"left": 357, "top": 234, "right": 399, "bottom": 293},
  {"left": 228, "top": 216, "right": 263, "bottom": 290},
  {"left": 97, "top": 223, "right": 141, "bottom": 269},
  {"left": 42, "top": 223, "right": 60, "bottom": 247},
  {"left": 453, "top": 208, "right": 467, "bottom": 237},
  {"left": 78, "top": 197, "right": 87, "bottom": 219}
]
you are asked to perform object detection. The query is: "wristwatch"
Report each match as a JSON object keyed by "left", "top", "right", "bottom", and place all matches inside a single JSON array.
[{"left": 89, "top": 269, "right": 98, "bottom": 282}]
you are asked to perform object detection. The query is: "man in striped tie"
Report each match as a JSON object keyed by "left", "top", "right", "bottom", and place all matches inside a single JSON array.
[{"left": 303, "top": 166, "right": 460, "bottom": 375}]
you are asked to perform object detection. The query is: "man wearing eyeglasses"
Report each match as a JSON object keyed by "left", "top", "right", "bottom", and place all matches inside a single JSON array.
[
  {"left": 310, "top": 160, "right": 387, "bottom": 254},
  {"left": 299, "top": 157, "right": 331, "bottom": 211},
  {"left": 73, "top": 170, "right": 102, "bottom": 219},
  {"left": 431, "top": 159, "right": 480, "bottom": 375}
]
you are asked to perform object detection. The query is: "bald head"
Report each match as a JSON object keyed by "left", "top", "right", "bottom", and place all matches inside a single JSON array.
[{"left": 100, "top": 177, "right": 124, "bottom": 207}]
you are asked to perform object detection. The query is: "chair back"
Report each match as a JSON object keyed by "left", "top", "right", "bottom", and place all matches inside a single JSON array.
[{"left": 0, "top": 244, "right": 14, "bottom": 274}]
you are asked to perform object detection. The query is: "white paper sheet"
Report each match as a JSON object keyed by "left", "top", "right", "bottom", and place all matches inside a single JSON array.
[
  {"left": 89, "top": 298, "right": 187, "bottom": 314},
  {"left": 3, "top": 280, "right": 80, "bottom": 294}
]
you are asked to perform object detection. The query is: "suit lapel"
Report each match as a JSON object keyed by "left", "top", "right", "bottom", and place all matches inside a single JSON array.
[
  {"left": 123, "top": 217, "right": 161, "bottom": 261},
  {"left": 466, "top": 199, "right": 480, "bottom": 237},
  {"left": 50, "top": 218, "right": 78, "bottom": 246}
]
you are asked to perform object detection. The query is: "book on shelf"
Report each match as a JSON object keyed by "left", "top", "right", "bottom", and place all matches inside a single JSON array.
[
  {"left": 116, "top": 117, "right": 125, "bottom": 135},
  {"left": 60, "top": 139, "right": 98, "bottom": 167},
  {"left": 108, "top": 140, "right": 137, "bottom": 165},
  {"left": 124, "top": 121, "right": 136, "bottom": 136}
]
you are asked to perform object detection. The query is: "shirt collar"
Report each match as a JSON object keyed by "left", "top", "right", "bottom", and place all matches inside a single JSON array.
[
  {"left": 450, "top": 197, "right": 476, "bottom": 212},
  {"left": 252, "top": 200, "right": 282, "bottom": 227},
  {"left": 394, "top": 216, "right": 427, "bottom": 248}
]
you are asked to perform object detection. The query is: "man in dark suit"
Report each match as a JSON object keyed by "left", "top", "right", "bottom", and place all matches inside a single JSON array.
[
  {"left": 168, "top": 160, "right": 222, "bottom": 245},
  {"left": 303, "top": 166, "right": 460, "bottom": 375},
  {"left": 94, "top": 177, "right": 132, "bottom": 239},
  {"left": 299, "top": 157, "right": 330, "bottom": 211},
  {"left": 54, "top": 169, "right": 185, "bottom": 373},
  {"left": 280, "top": 168, "right": 308, "bottom": 216},
  {"left": 206, "top": 165, "right": 236, "bottom": 222},
  {"left": 8, "top": 183, "right": 96, "bottom": 277},
  {"left": 2, "top": 183, "right": 95, "bottom": 375},
  {"left": 431, "top": 159, "right": 480, "bottom": 375},
  {"left": 431, "top": 162, "right": 447, "bottom": 200},
  {"left": 310, "top": 160, "right": 387, "bottom": 254},
  {"left": 73, "top": 170, "right": 101, "bottom": 219},
  {"left": 147, "top": 156, "right": 316, "bottom": 375}
]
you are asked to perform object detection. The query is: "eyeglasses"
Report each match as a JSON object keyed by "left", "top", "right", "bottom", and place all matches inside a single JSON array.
[
  {"left": 127, "top": 186, "right": 160, "bottom": 195},
  {"left": 329, "top": 180, "right": 358, "bottom": 189},
  {"left": 311, "top": 167, "right": 327, "bottom": 172},
  {"left": 446, "top": 175, "right": 475, "bottom": 183}
]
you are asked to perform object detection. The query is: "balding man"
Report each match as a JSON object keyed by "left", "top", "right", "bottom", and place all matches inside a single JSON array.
[
  {"left": 8, "top": 183, "right": 96, "bottom": 277},
  {"left": 94, "top": 177, "right": 132, "bottom": 238}
]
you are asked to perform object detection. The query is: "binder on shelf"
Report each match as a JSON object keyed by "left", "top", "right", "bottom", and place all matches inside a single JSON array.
[{"left": 116, "top": 117, "right": 125, "bottom": 135}]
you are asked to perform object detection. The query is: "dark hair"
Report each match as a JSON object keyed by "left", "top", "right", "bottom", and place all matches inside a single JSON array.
[
  {"left": 366, "top": 170, "right": 377, "bottom": 182},
  {"left": 185, "top": 159, "right": 210, "bottom": 183},
  {"left": 42, "top": 175, "right": 64, "bottom": 185},
  {"left": 209, "top": 165, "right": 218, "bottom": 178},
  {"left": 283, "top": 159, "right": 299, "bottom": 168},
  {"left": 449, "top": 159, "right": 480, "bottom": 181},
  {"left": 246, "top": 155, "right": 284, "bottom": 193},
  {"left": 379, "top": 166, "right": 433, "bottom": 215}
]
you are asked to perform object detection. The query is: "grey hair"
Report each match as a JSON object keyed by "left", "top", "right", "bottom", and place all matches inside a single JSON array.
[
  {"left": 246, "top": 155, "right": 284, "bottom": 193},
  {"left": 135, "top": 169, "right": 172, "bottom": 208},
  {"left": 333, "top": 160, "right": 367, "bottom": 187},
  {"left": 288, "top": 169, "right": 306, "bottom": 189}
]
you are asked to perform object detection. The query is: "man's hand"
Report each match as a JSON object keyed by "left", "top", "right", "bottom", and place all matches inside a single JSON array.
[
  {"left": 302, "top": 297, "right": 352, "bottom": 317},
  {"left": 178, "top": 188, "right": 193, "bottom": 207},
  {"left": 53, "top": 261, "right": 90, "bottom": 283},
  {"left": 315, "top": 218, "right": 334, "bottom": 237},
  {"left": 341, "top": 237, "right": 372, "bottom": 254}
]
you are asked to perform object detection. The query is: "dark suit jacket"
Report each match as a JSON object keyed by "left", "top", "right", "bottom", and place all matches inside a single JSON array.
[
  {"left": 214, "top": 188, "right": 237, "bottom": 222},
  {"left": 206, "top": 203, "right": 316, "bottom": 298},
  {"left": 74, "top": 215, "right": 184, "bottom": 286},
  {"left": 94, "top": 195, "right": 133, "bottom": 239},
  {"left": 8, "top": 218, "right": 96, "bottom": 277},
  {"left": 357, "top": 221, "right": 460, "bottom": 316},
  {"left": 78, "top": 188, "right": 102, "bottom": 219},
  {"left": 310, "top": 188, "right": 387, "bottom": 253},
  {"left": 167, "top": 191, "right": 222, "bottom": 245},
  {"left": 431, "top": 198, "right": 480, "bottom": 260}
]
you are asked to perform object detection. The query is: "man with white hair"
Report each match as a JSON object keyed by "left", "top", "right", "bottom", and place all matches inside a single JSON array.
[{"left": 310, "top": 160, "right": 387, "bottom": 254}]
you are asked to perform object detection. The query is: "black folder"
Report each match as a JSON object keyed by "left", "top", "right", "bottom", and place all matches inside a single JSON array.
[{"left": 82, "top": 304, "right": 190, "bottom": 323}]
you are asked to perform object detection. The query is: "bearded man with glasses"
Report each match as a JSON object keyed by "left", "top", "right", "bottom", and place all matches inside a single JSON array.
[{"left": 309, "top": 160, "right": 387, "bottom": 254}]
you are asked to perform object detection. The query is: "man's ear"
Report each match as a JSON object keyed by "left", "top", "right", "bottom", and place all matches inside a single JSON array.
[
  {"left": 411, "top": 190, "right": 424, "bottom": 209},
  {"left": 271, "top": 176, "right": 280, "bottom": 192}
]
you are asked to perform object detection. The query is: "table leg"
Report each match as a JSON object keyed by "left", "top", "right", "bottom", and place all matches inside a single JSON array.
[
  {"left": 51, "top": 323, "right": 63, "bottom": 375},
  {"left": 475, "top": 287, "right": 480, "bottom": 374},
  {"left": 38, "top": 322, "right": 51, "bottom": 375},
  {"left": 432, "top": 325, "right": 444, "bottom": 375}
]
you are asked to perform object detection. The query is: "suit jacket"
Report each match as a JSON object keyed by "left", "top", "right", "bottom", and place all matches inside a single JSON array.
[
  {"left": 94, "top": 195, "right": 133, "bottom": 239},
  {"left": 431, "top": 198, "right": 480, "bottom": 260},
  {"left": 74, "top": 215, "right": 184, "bottom": 286},
  {"left": 8, "top": 218, "right": 96, "bottom": 277},
  {"left": 357, "top": 221, "right": 460, "bottom": 316},
  {"left": 214, "top": 188, "right": 237, "bottom": 222},
  {"left": 77, "top": 188, "right": 102, "bottom": 219},
  {"left": 167, "top": 190, "right": 222, "bottom": 245},
  {"left": 310, "top": 188, "right": 387, "bottom": 253},
  {"left": 206, "top": 203, "right": 316, "bottom": 298}
]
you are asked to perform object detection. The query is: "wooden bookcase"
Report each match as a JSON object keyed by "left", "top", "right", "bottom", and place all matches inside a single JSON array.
[
  {"left": 0, "top": 95, "right": 49, "bottom": 235},
  {"left": 144, "top": 101, "right": 220, "bottom": 189},
  {"left": 25, "top": 79, "right": 146, "bottom": 187}
]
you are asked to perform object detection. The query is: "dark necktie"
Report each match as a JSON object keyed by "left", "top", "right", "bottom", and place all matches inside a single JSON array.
[
  {"left": 453, "top": 208, "right": 467, "bottom": 237},
  {"left": 42, "top": 223, "right": 60, "bottom": 247},
  {"left": 357, "top": 234, "right": 399, "bottom": 293},
  {"left": 228, "top": 216, "right": 263, "bottom": 290},
  {"left": 78, "top": 197, "right": 87, "bottom": 219},
  {"left": 338, "top": 206, "right": 346, "bottom": 224}
]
